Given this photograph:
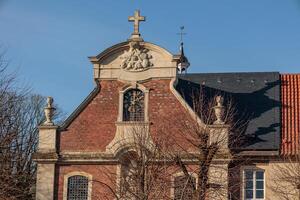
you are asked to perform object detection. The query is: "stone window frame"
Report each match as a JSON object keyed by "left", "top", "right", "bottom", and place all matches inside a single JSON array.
[
  {"left": 240, "top": 166, "right": 265, "bottom": 200},
  {"left": 118, "top": 83, "right": 149, "bottom": 122},
  {"left": 63, "top": 171, "right": 93, "bottom": 200},
  {"left": 170, "top": 171, "right": 198, "bottom": 200}
]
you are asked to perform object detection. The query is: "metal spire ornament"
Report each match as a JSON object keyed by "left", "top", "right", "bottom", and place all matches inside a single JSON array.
[{"left": 176, "top": 26, "right": 190, "bottom": 74}]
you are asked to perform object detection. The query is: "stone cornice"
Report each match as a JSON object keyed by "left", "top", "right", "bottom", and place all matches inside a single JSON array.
[
  {"left": 34, "top": 150, "right": 284, "bottom": 164},
  {"left": 33, "top": 152, "right": 58, "bottom": 163},
  {"left": 235, "top": 150, "right": 279, "bottom": 156},
  {"left": 38, "top": 125, "right": 59, "bottom": 129}
]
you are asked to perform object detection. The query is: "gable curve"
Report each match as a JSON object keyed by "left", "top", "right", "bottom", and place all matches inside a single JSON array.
[{"left": 89, "top": 41, "right": 177, "bottom": 81}]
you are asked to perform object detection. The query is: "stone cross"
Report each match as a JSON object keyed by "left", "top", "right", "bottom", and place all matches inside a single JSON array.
[{"left": 128, "top": 10, "right": 145, "bottom": 36}]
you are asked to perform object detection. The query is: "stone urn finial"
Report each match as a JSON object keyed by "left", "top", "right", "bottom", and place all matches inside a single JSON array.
[
  {"left": 43, "top": 96, "right": 56, "bottom": 125},
  {"left": 213, "top": 95, "right": 225, "bottom": 125}
]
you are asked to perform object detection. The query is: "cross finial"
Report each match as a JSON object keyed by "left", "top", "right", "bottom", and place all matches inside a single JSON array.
[
  {"left": 177, "top": 26, "right": 186, "bottom": 43},
  {"left": 128, "top": 10, "right": 145, "bottom": 39}
]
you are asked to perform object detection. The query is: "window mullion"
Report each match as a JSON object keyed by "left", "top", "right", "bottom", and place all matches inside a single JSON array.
[{"left": 253, "top": 171, "right": 256, "bottom": 200}]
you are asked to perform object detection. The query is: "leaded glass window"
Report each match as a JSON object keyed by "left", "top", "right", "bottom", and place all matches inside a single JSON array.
[
  {"left": 174, "top": 175, "right": 196, "bottom": 200},
  {"left": 67, "top": 175, "right": 89, "bottom": 200},
  {"left": 123, "top": 89, "right": 144, "bottom": 121},
  {"left": 244, "top": 169, "right": 264, "bottom": 200}
]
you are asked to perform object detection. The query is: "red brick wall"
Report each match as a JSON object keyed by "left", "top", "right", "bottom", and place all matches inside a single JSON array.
[
  {"left": 60, "top": 80, "right": 124, "bottom": 152},
  {"left": 59, "top": 79, "right": 193, "bottom": 152},
  {"left": 56, "top": 164, "right": 200, "bottom": 200},
  {"left": 144, "top": 80, "right": 195, "bottom": 149},
  {"left": 57, "top": 79, "right": 196, "bottom": 199},
  {"left": 57, "top": 165, "right": 117, "bottom": 200}
]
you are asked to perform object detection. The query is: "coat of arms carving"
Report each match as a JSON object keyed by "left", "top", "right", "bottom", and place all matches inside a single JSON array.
[{"left": 120, "top": 42, "right": 153, "bottom": 71}]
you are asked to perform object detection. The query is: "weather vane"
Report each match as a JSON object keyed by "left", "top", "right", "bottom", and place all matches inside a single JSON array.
[{"left": 177, "top": 26, "right": 186, "bottom": 43}]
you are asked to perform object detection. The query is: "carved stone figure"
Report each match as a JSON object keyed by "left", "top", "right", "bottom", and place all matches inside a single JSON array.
[{"left": 120, "top": 42, "right": 153, "bottom": 71}]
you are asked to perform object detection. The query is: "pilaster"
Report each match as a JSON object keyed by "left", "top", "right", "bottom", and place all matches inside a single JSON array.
[
  {"left": 35, "top": 124, "right": 58, "bottom": 200},
  {"left": 35, "top": 163, "right": 56, "bottom": 200},
  {"left": 35, "top": 97, "right": 58, "bottom": 200}
]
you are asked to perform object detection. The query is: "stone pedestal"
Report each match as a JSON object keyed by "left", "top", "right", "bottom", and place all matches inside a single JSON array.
[
  {"left": 207, "top": 124, "right": 231, "bottom": 199},
  {"left": 35, "top": 125, "right": 58, "bottom": 200},
  {"left": 38, "top": 125, "right": 58, "bottom": 153},
  {"left": 208, "top": 124, "right": 230, "bottom": 153}
]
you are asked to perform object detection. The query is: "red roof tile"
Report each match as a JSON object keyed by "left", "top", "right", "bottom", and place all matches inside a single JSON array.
[{"left": 281, "top": 74, "right": 300, "bottom": 155}]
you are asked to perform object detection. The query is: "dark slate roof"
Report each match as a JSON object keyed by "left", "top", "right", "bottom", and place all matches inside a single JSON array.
[{"left": 176, "top": 72, "right": 280, "bottom": 150}]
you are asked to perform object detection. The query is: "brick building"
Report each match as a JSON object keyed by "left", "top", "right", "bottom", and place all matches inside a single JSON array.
[{"left": 35, "top": 10, "right": 300, "bottom": 200}]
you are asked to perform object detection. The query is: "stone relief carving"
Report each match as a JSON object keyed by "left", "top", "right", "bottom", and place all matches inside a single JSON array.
[{"left": 120, "top": 42, "right": 153, "bottom": 71}]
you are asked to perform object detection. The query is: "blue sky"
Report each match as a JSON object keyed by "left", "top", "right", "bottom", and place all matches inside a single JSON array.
[{"left": 0, "top": 0, "right": 300, "bottom": 114}]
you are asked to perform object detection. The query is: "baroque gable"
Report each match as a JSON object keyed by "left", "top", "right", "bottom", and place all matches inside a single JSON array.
[{"left": 89, "top": 40, "right": 178, "bottom": 82}]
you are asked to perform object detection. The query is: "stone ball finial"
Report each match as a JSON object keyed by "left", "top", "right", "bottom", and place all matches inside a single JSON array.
[{"left": 44, "top": 96, "right": 56, "bottom": 125}]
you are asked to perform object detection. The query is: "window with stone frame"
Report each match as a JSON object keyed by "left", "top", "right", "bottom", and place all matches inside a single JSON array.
[
  {"left": 173, "top": 175, "right": 196, "bottom": 200},
  {"left": 67, "top": 175, "right": 89, "bottom": 200},
  {"left": 123, "top": 89, "right": 145, "bottom": 121},
  {"left": 243, "top": 169, "right": 265, "bottom": 200}
]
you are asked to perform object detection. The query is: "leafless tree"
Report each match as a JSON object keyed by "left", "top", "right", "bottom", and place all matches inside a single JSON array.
[
  {"left": 271, "top": 150, "right": 300, "bottom": 200},
  {"left": 0, "top": 52, "right": 64, "bottom": 199},
  {"left": 169, "top": 87, "right": 248, "bottom": 200},
  {"left": 63, "top": 85, "right": 247, "bottom": 200},
  {"left": 88, "top": 86, "right": 248, "bottom": 200},
  {"left": 89, "top": 124, "right": 173, "bottom": 200}
]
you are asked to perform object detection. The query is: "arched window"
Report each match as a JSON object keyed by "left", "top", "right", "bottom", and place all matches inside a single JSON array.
[
  {"left": 173, "top": 175, "right": 196, "bottom": 200},
  {"left": 123, "top": 89, "right": 144, "bottom": 121},
  {"left": 67, "top": 175, "right": 89, "bottom": 200}
]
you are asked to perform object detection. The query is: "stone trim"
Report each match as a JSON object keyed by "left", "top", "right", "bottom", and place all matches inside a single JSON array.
[
  {"left": 237, "top": 150, "right": 279, "bottom": 156},
  {"left": 63, "top": 171, "right": 93, "bottom": 200},
  {"left": 38, "top": 125, "right": 59, "bottom": 129},
  {"left": 169, "top": 78, "right": 204, "bottom": 126},
  {"left": 117, "top": 83, "right": 149, "bottom": 122},
  {"left": 89, "top": 41, "right": 173, "bottom": 64},
  {"left": 170, "top": 171, "right": 198, "bottom": 199},
  {"left": 116, "top": 165, "right": 121, "bottom": 199},
  {"left": 89, "top": 41, "right": 177, "bottom": 82},
  {"left": 106, "top": 122, "right": 153, "bottom": 156},
  {"left": 34, "top": 150, "right": 279, "bottom": 164},
  {"left": 33, "top": 152, "right": 58, "bottom": 161}
]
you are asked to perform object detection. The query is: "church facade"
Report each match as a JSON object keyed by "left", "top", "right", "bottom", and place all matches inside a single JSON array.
[{"left": 34, "top": 11, "right": 300, "bottom": 200}]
